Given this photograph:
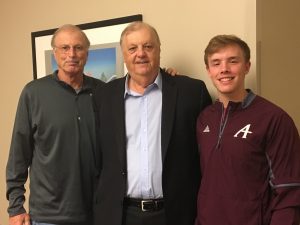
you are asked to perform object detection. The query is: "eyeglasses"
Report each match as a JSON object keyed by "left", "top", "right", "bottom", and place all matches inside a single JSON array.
[{"left": 54, "top": 45, "right": 87, "bottom": 54}]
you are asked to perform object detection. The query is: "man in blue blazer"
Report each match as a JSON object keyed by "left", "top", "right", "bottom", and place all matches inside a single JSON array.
[{"left": 93, "top": 21, "right": 212, "bottom": 225}]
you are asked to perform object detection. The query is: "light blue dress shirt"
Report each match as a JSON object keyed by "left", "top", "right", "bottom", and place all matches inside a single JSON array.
[{"left": 124, "top": 73, "right": 163, "bottom": 199}]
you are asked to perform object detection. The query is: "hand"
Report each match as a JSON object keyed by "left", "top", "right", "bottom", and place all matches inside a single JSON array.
[
  {"left": 9, "top": 213, "right": 31, "bottom": 225},
  {"left": 163, "top": 67, "right": 179, "bottom": 76}
]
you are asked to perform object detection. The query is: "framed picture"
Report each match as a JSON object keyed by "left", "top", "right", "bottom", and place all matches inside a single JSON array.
[{"left": 31, "top": 14, "right": 143, "bottom": 81}]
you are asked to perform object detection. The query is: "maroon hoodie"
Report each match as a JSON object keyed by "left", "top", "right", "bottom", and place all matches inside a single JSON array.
[{"left": 196, "top": 90, "right": 300, "bottom": 225}]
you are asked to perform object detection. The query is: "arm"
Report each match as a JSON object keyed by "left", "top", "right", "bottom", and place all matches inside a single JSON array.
[
  {"left": 199, "top": 81, "right": 212, "bottom": 108},
  {"left": 267, "top": 113, "right": 300, "bottom": 225},
  {"left": 270, "top": 208, "right": 300, "bottom": 225},
  {"left": 6, "top": 87, "right": 34, "bottom": 218}
]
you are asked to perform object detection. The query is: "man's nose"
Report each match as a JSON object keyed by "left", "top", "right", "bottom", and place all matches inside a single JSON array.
[
  {"left": 67, "top": 47, "right": 77, "bottom": 56},
  {"left": 136, "top": 46, "right": 146, "bottom": 56},
  {"left": 220, "top": 62, "right": 229, "bottom": 73}
]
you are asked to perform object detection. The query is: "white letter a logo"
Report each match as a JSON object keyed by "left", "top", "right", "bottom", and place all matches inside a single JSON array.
[{"left": 234, "top": 124, "right": 253, "bottom": 139}]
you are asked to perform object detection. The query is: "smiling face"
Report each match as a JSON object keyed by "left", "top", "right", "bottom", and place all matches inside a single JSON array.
[
  {"left": 121, "top": 25, "right": 161, "bottom": 81},
  {"left": 53, "top": 28, "right": 89, "bottom": 78},
  {"left": 206, "top": 44, "right": 251, "bottom": 104}
]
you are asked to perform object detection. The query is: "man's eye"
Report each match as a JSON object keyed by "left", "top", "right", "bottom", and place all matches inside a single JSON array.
[
  {"left": 75, "top": 46, "right": 83, "bottom": 51},
  {"left": 144, "top": 45, "right": 153, "bottom": 50},
  {"left": 212, "top": 62, "right": 220, "bottom": 66},
  {"left": 128, "top": 47, "right": 136, "bottom": 52},
  {"left": 229, "top": 58, "right": 239, "bottom": 64},
  {"left": 62, "top": 46, "right": 70, "bottom": 51}
]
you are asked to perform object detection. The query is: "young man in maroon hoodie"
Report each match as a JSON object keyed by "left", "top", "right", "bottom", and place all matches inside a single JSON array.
[{"left": 196, "top": 34, "right": 300, "bottom": 225}]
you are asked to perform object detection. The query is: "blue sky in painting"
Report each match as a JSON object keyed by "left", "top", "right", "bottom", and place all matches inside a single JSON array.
[{"left": 51, "top": 47, "right": 117, "bottom": 82}]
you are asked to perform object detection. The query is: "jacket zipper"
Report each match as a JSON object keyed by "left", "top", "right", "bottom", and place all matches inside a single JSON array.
[{"left": 216, "top": 105, "right": 230, "bottom": 149}]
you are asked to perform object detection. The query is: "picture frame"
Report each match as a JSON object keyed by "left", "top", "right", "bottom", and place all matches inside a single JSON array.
[{"left": 31, "top": 14, "right": 143, "bottom": 81}]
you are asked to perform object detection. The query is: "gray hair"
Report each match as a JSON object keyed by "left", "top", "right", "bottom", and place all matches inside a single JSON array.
[
  {"left": 120, "top": 21, "right": 161, "bottom": 46},
  {"left": 51, "top": 24, "right": 90, "bottom": 48}
]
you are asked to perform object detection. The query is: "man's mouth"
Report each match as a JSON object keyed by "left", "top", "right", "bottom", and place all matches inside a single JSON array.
[
  {"left": 219, "top": 77, "right": 234, "bottom": 82},
  {"left": 67, "top": 61, "right": 78, "bottom": 65},
  {"left": 135, "top": 60, "right": 148, "bottom": 64}
]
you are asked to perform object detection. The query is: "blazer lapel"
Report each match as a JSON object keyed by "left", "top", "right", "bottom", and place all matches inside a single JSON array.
[
  {"left": 161, "top": 71, "right": 177, "bottom": 162},
  {"left": 111, "top": 78, "right": 127, "bottom": 168}
]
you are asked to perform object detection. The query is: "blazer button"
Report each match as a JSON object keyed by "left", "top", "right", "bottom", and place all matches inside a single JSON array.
[{"left": 122, "top": 171, "right": 126, "bottom": 176}]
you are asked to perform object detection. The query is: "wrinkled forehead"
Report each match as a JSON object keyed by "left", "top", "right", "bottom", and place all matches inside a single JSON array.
[
  {"left": 123, "top": 27, "right": 160, "bottom": 45},
  {"left": 54, "top": 30, "right": 88, "bottom": 46}
]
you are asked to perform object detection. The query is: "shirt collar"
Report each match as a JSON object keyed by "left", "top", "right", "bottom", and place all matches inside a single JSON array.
[
  {"left": 124, "top": 72, "right": 162, "bottom": 98},
  {"left": 216, "top": 89, "right": 257, "bottom": 110},
  {"left": 52, "top": 70, "right": 93, "bottom": 92},
  {"left": 241, "top": 89, "right": 256, "bottom": 108}
]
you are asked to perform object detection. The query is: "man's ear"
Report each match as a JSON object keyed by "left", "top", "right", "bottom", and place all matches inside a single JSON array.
[{"left": 245, "top": 61, "right": 251, "bottom": 75}]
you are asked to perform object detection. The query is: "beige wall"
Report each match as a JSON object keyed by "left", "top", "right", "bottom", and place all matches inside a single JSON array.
[
  {"left": 257, "top": 0, "right": 300, "bottom": 131},
  {"left": 0, "top": 0, "right": 279, "bottom": 223}
]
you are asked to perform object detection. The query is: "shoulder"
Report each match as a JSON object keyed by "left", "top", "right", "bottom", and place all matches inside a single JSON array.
[
  {"left": 162, "top": 71, "right": 206, "bottom": 86},
  {"left": 101, "top": 76, "right": 126, "bottom": 95},
  {"left": 252, "top": 95, "right": 289, "bottom": 117},
  {"left": 161, "top": 72, "right": 208, "bottom": 96},
  {"left": 14, "top": 75, "right": 56, "bottom": 107},
  {"left": 258, "top": 95, "right": 297, "bottom": 122},
  {"left": 176, "top": 74, "right": 205, "bottom": 84},
  {"left": 94, "top": 76, "right": 125, "bottom": 99},
  {"left": 22, "top": 74, "right": 54, "bottom": 94},
  {"left": 84, "top": 75, "right": 105, "bottom": 89},
  {"left": 245, "top": 95, "right": 298, "bottom": 135},
  {"left": 178, "top": 75, "right": 207, "bottom": 89},
  {"left": 166, "top": 73, "right": 211, "bottom": 98},
  {"left": 253, "top": 95, "right": 300, "bottom": 147}
]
